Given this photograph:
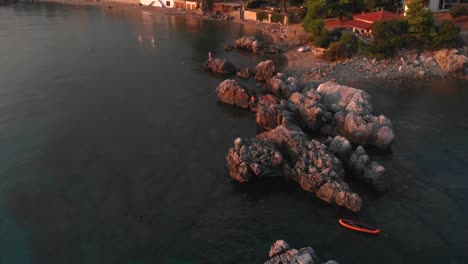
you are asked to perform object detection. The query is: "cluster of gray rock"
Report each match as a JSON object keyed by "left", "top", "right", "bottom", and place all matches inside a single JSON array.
[
  {"left": 265, "top": 240, "right": 338, "bottom": 264},
  {"left": 207, "top": 37, "right": 395, "bottom": 212},
  {"left": 301, "top": 48, "right": 468, "bottom": 83},
  {"left": 233, "top": 36, "right": 282, "bottom": 55}
]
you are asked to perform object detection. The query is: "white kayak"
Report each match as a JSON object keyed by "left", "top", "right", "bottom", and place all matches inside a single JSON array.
[{"left": 297, "top": 46, "right": 311, "bottom": 52}]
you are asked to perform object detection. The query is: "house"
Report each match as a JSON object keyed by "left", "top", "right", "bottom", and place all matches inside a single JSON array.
[
  {"left": 140, "top": 0, "right": 175, "bottom": 8},
  {"left": 325, "top": 10, "right": 403, "bottom": 34},
  {"left": 174, "top": 0, "right": 198, "bottom": 9},
  {"left": 403, "top": 0, "right": 461, "bottom": 13}
]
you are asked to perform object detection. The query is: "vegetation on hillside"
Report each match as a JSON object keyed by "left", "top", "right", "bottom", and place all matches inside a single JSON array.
[{"left": 300, "top": 0, "right": 463, "bottom": 61}]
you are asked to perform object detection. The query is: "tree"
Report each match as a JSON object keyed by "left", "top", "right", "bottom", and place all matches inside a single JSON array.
[
  {"left": 327, "top": 0, "right": 351, "bottom": 21},
  {"left": 366, "top": 19, "right": 409, "bottom": 58},
  {"left": 303, "top": 0, "right": 327, "bottom": 20},
  {"left": 430, "top": 20, "right": 461, "bottom": 50},
  {"left": 302, "top": 18, "right": 332, "bottom": 47},
  {"left": 405, "top": 0, "right": 434, "bottom": 45}
]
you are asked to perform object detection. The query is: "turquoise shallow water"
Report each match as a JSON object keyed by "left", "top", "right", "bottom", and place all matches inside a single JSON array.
[{"left": 0, "top": 2, "right": 467, "bottom": 264}]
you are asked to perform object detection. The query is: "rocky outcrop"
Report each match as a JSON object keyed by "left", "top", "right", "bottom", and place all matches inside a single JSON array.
[
  {"left": 226, "top": 137, "right": 284, "bottom": 182},
  {"left": 216, "top": 79, "right": 251, "bottom": 108},
  {"left": 255, "top": 60, "right": 276, "bottom": 82},
  {"left": 257, "top": 126, "right": 362, "bottom": 212},
  {"left": 349, "top": 146, "right": 386, "bottom": 191},
  {"left": 237, "top": 67, "right": 251, "bottom": 79},
  {"left": 317, "top": 81, "right": 373, "bottom": 115},
  {"left": 265, "top": 240, "right": 338, "bottom": 264},
  {"left": 204, "top": 58, "right": 236, "bottom": 74},
  {"left": 334, "top": 111, "right": 394, "bottom": 149},
  {"left": 434, "top": 48, "right": 468, "bottom": 74},
  {"left": 256, "top": 95, "right": 298, "bottom": 131},
  {"left": 268, "top": 74, "right": 300, "bottom": 99},
  {"left": 288, "top": 90, "right": 331, "bottom": 132},
  {"left": 325, "top": 136, "right": 387, "bottom": 191},
  {"left": 233, "top": 36, "right": 263, "bottom": 53},
  {"left": 317, "top": 82, "right": 394, "bottom": 149}
]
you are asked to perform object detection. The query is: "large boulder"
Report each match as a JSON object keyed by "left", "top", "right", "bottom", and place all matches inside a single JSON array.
[
  {"left": 317, "top": 81, "right": 373, "bottom": 115},
  {"left": 226, "top": 137, "right": 284, "bottom": 183},
  {"left": 268, "top": 75, "right": 300, "bottom": 99},
  {"left": 237, "top": 67, "right": 251, "bottom": 79},
  {"left": 434, "top": 48, "right": 468, "bottom": 74},
  {"left": 336, "top": 112, "right": 394, "bottom": 149},
  {"left": 349, "top": 146, "right": 387, "bottom": 191},
  {"left": 325, "top": 136, "right": 387, "bottom": 191},
  {"left": 204, "top": 58, "right": 236, "bottom": 74},
  {"left": 255, "top": 60, "right": 276, "bottom": 82},
  {"left": 257, "top": 126, "right": 362, "bottom": 212},
  {"left": 233, "top": 35, "right": 263, "bottom": 53},
  {"left": 317, "top": 82, "right": 394, "bottom": 149},
  {"left": 288, "top": 90, "right": 331, "bottom": 132},
  {"left": 216, "top": 79, "right": 252, "bottom": 108},
  {"left": 256, "top": 95, "right": 298, "bottom": 131},
  {"left": 265, "top": 240, "right": 338, "bottom": 264},
  {"left": 269, "top": 240, "right": 291, "bottom": 258}
]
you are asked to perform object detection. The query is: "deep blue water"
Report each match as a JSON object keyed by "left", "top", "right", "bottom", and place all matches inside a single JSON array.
[{"left": 0, "top": 2, "right": 467, "bottom": 264}]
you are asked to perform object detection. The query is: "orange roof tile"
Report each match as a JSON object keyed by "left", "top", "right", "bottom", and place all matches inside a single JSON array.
[
  {"left": 353, "top": 10, "right": 402, "bottom": 23},
  {"left": 341, "top": 19, "right": 373, "bottom": 30}
]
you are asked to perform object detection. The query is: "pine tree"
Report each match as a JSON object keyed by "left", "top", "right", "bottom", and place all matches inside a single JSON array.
[{"left": 405, "top": 0, "right": 434, "bottom": 45}]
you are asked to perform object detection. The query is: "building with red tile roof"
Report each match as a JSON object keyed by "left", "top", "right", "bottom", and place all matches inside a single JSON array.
[{"left": 324, "top": 9, "right": 403, "bottom": 34}]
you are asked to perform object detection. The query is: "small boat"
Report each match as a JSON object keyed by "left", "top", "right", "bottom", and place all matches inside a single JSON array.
[
  {"left": 338, "top": 219, "right": 381, "bottom": 234},
  {"left": 297, "top": 46, "right": 311, "bottom": 52}
]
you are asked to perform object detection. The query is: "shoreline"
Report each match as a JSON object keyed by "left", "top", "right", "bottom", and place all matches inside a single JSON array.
[
  {"left": 41, "top": 0, "right": 468, "bottom": 83},
  {"left": 42, "top": 0, "right": 280, "bottom": 44}
]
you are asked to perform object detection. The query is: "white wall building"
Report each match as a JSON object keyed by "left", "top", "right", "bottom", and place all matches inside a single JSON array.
[
  {"left": 140, "top": 0, "right": 174, "bottom": 8},
  {"left": 404, "top": 0, "right": 461, "bottom": 13}
]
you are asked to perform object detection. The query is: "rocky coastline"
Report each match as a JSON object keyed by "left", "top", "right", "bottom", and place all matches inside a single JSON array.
[
  {"left": 265, "top": 240, "right": 339, "bottom": 264},
  {"left": 208, "top": 36, "right": 396, "bottom": 212},
  {"left": 286, "top": 47, "right": 468, "bottom": 83}
]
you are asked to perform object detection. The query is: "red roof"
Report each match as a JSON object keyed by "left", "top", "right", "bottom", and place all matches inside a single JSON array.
[
  {"left": 341, "top": 20, "right": 372, "bottom": 30},
  {"left": 352, "top": 10, "right": 402, "bottom": 23}
]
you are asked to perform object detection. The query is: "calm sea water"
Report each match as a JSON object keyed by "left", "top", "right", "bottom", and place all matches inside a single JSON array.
[{"left": 0, "top": 2, "right": 467, "bottom": 264}]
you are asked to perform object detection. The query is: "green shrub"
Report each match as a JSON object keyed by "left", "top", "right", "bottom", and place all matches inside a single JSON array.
[
  {"left": 270, "top": 13, "right": 285, "bottom": 24},
  {"left": 257, "top": 11, "right": 269, "bottom": 21},
  {"left": 430, "top": 20, "right": 461, "bottom": 49},
  {"left": 247, "top": 0, "right": 264, "bottom": 9},
  {"left": 449, "top": 3, "right": 468, "bottom": 18},
  {"left": 365, "top": 19, "right": 409, "bottom": 58},
  {"left": 406, "top": 0, "right": 434, "bottom": 45},
  {"left": 303, "top": 19, "right": 332, "bottom": 48},
  {"left": 324, "top": 34, "right": 360, "bottom": 61}
]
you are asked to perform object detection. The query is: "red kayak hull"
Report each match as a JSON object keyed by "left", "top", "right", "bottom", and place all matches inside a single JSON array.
[{"left": 339, "top": 219, "right": 381, "bottom": 234}]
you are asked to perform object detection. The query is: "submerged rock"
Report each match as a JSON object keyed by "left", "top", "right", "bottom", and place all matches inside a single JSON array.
[
  {"left": 265, "top": 240, "right": 338, "bottom": 264},
  {"left": 237, "top": 67, "right": 251, "bottom": 79},
  {"left": 257, "top": 126, "right": 362, "bottom": 212},
  {"left": 216, "top": 79, "right": 251, "bottom": 108},
  {"left": 434, "top": 48, "right": 468, "bottom": 74},
  {"left": 204, "top": 58, "right": 236, "bottom": 74},
  {"left": 226, "top": 137, "right": 284, "bottom": 182},
  {"left": 255, "top": 60, "right": 276, "bottom": 82},
  {"left": 233, "top": 35, "right": 263, "bottom": 53},
  {"left": 325, "top": 136, "right": 387, "bottom": 191}
]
